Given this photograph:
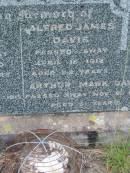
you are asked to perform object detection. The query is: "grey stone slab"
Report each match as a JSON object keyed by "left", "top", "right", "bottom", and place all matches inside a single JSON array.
[{"left": 0, "top": 0, "right": 130, "bottom": 114}]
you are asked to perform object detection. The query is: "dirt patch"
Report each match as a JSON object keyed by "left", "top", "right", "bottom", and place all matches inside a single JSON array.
[
  {"left": 81, "top": 149, "right": 106, "bottom": 173},
  {"left": 0, "top": 129, "right": 81, "bottom": 173},
  {"left": 0, "top": 148, "right": 107, "bottom": 173},
  {"left": 0, "top": 130, "right": 107, "bottom": 173}
]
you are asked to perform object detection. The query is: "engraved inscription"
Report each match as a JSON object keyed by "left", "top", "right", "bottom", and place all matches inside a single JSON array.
[{"left": 0, "top": 1, "right": 129, "bottom": 114}]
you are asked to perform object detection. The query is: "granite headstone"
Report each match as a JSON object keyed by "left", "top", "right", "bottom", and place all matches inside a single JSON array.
[{"left": 0, "top": 0, "right": 130, "bottom": 114}]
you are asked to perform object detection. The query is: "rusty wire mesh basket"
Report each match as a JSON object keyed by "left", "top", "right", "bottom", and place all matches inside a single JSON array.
[{"left": 0, "top": 129, "right": 83, "bottom": 173}]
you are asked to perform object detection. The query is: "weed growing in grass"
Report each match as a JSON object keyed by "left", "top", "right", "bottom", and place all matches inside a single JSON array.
[{"left": 105, "top": 139, "right": 130, "bottom": 173}]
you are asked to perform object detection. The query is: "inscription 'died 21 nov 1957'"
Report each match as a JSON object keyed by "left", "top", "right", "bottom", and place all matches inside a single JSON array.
[{"left": 0, "top": 0, "right": 130, "bottom": 114}]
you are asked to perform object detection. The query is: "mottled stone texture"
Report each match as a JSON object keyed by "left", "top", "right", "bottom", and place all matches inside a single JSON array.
[
  {"left": 0, "top": 1, "right": 130, "bottom": 146},
  {"left": 0, "top": 1, "right": 130, "bottom": 114}
]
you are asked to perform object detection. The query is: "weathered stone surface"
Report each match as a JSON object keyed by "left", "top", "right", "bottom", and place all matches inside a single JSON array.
[
  {"left": 0, "top": 0, "right": 130, "bottom": 114},
  {"left": 0, "top": 112, "right": 130, "bottom": 134},
  {"left": 0, "top": 112, "right": 130, "bottom": 147}
]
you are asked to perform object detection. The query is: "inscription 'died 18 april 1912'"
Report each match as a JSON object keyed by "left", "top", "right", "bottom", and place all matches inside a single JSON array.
[{"left": 0, "top": 0, "right": 130, "bottom": 114}]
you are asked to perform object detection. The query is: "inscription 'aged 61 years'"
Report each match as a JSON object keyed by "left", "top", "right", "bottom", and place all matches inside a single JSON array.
[{"left": 0, "top": 0, "right": 130, "bottom": 114}]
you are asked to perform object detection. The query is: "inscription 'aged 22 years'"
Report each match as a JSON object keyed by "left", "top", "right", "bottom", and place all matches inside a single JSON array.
[{"left": 0, "top": 0, "right": 130, "bottom": 114}]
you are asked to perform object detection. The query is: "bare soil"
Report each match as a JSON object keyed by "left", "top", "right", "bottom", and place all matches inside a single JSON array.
[{"left": 0, "top": 148, "right": 107, "bottom": 173}]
